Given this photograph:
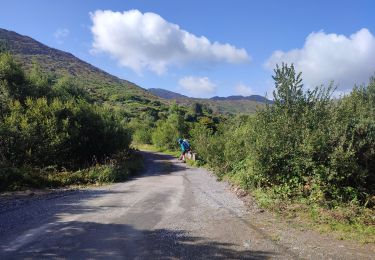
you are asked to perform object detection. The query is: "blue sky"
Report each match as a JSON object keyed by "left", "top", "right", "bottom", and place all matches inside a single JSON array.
[{"left": 1, "top": 0, "right": 374, "bottom": 98}]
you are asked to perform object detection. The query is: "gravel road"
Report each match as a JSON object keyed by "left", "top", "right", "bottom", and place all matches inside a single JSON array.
[{"left": 0, "top": 151, "right": 374, "bottom": 259}]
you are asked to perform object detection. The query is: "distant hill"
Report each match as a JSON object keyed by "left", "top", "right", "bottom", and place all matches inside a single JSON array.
[
  {"left": 147, "top": 88, "right": 271, "bottom": 114},
  {"left": 0, "top": 28, "right": 268, "bottom": 115},
  {"left": 0, "top": 28, "right": 163, "bottom": 114},
  {"left": 210, "top": 95, "right": 273, "bottom": 104},
  {"left": 148, "top": 88, "right": 188, "bottom": 99},
  {"left": 149, "top": 88, "right": 272, "bottom": 104}
]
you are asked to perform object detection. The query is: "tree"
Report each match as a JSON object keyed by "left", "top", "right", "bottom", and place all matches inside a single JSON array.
[
  {"left": 192, "top": 102, "right": 203, "bottom": 116},
  {"left": 272, "top": 63, "right": 304, "bottom": 109},
  {"left": 0, "top": 40, "right": 8, "bottom": 53},
  {"left": 0, "top": 80, "right": 10, "bottom": 118},
  {"left": 27, "top": 60, "right": 51, "bottom": 97},
  {"left": 0, "top": 53, "right": 27, "bottom": 101}
]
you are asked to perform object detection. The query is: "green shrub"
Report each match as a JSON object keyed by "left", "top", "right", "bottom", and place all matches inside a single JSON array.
[
  {"left": 0, "top": 53, "right": 139, "bottom": 191},
  {"left": 129, "top": 116, "right": 154, "bottom": 145},
  {"left": 1, "top": 98, "right": 131, "bottom": 169},
  {"left": 152, "top": 119, "right": 179, "bottom": 150},
  {"left": 194, "top": 63, "right": 375, "bottom": 207},
  {"left": 152, "top": 110, "right": 188, "bottom": 150},
  {"left": 0, "top": 150, "right": 143, "bottom": 191}
]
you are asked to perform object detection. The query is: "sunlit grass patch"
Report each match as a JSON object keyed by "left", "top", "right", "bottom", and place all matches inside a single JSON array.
[
  {"left": 251, "top": 188, "right": 375, "bottom": 244},
  {"left": 0, "top": 151, "right": 144, "bottom": 192}
]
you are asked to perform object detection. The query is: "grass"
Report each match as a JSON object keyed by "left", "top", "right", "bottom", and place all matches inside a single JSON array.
[
  {"left": 250, "top": 188, "right": 375, "bottom": 244},
  {"left": 217, "top": 170, "right": 375, "bottom": 244},
  {"left": 0, "top": 150, "right": 144, "bottom": 192}
]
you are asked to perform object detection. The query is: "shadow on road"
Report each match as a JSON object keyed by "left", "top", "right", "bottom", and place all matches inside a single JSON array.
[
  {"left": 136, "top": 150, "right": 188, "bottom": 177},
  {"left": 0, "top": 151, "right": 277, "bottom": 259},
  {"left": 4, "top": 221, "right": 275, "bottom": 259}
]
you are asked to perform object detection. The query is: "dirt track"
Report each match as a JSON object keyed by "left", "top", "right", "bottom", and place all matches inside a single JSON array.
[{"left": 0, "top": 151, "right": 374, "bottom": 259}]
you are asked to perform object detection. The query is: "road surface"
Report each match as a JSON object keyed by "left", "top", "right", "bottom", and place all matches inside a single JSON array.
[{"left": 0, "top": 151, "right": 374, "bottom": 259}]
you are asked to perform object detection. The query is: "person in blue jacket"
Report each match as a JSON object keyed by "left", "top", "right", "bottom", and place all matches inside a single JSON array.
[{"left": 178, "top": 138, "right": 190, "bottom": 161}]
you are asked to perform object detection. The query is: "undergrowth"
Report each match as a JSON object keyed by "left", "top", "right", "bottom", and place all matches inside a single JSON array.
[
  {"left": 251, "top": 187, "right": 375, "bottom": 243},
  {"left": 226, "top": 171, "right": 375, "bottom": 243},
  {"left": 0, "top": 150, "right": 143, "bottom": 191}
]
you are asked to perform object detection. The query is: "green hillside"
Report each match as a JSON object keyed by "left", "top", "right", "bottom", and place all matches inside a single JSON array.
[
  {"left": 148, "top": 88, "right": 189, "bottom": 99},
  {"left": 0, "top": 28, "right": 270, "bottom": 115},
  {"left": 0, "top": 28, "right": 166, "bottom": 116}
]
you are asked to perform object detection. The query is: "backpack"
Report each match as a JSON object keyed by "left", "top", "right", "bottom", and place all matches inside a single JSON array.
[{"left": 182, "top": 139, "right": 190, "bottom": 150}]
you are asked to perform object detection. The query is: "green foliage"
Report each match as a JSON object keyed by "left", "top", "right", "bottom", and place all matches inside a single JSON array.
[
  {"left": 1, "top": 95, "right": 130, "bottom": 169},
  {"left": 0, "top": 150, "right": 143, "bottom": 191},
  {"left": 190, "top": 123, "right": 214, "bottom": 162},
  {"left": 0, "top": 40, "right": 7, "bottom": 53},
  {"left": 193, "top": 63, "right": 375, "bottom": 207},
  {"left": 272, "top": 63, "right": 304, "bottom": 108},
  {"left": 0, "top": 53, "right": 137, "bottom": 190},
  {"left": 192, "top": 102, "right": 203, "bottom": 116},
  {"left": 52, "top": 75, "right": 92, "bottom": 102},
  {"left": 152, "top": 117, "right": 181, "bottom": 150},
  {"left": 129, "top": 115, "right": 154, "bottom": 145},
  {"left": 150, "top": 103, "right": 190, "bottom": 150},
  {"left": 0, "top": 53, "right": 27, "bottom": 101},
  {"left": 0, "top": 78, "right": 10, "bottom": 117}
]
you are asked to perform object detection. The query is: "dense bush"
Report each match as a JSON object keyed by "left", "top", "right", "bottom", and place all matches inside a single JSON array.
[
  {"left": 192, "top": 64, "right": 375, "bottom": 207},
  {"left": 151, "top": 103, "right": 189, "bottom": 150},
  {"left": 128, "top": 115, "right": 154, "bottom": 145},
  {"left": 152, "top": 115, "right": 182, "bottom": 150},
  {"left": 0, "top": 53, "right": 135, "bottom": 190},
  {"left": 0, "top": 150, "right": 143, "bottom": 191}
]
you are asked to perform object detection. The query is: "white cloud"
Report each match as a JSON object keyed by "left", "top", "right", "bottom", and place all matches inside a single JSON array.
[
  {"left": 265, "top": 28, "right": 375, "bottom": 90},
  {"left": 90, "top": 9, "right": 250, "bottom": 74},
  {"left": 234, "top": 83, "right": 252, "bottom": 96},
  {"left": 178, "top": 76, "right": 216, "bottom": 97},
  {"left": 54, "top": 28, "right": 69, "bottom": 44}
]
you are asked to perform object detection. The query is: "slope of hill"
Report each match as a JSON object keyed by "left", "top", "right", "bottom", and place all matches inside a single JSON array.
[
  {"left": 0, "top": 28, "right": 164, "bottom": 114},
  {"left": 0, "top": 28, "right": 267, "bottom": 115},
  {"left": 148, "top": 88, "right": 188, "bottom": 99}
]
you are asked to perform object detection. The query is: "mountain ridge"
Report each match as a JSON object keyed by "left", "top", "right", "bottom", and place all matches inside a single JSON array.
[
  {"left": 148, "top": 87, "right": 273, "bottom": 104},
  {"left": 0, "top": 28, "right": 126, "bottom": 83},
  {"left": 148, "top": 88, "right": 189, "bottom": 100},
  {"left": 0, "top": 28, "right": 160, "bottom": 107},
  {"left": 1, "top": 28, "right": 268, "bottom": 114},
  {"left": 148, "top": 88, "right": 269, "bottom": 114},
  {"left": 210, "top": 95, "right": 272, "bottom": 103}
]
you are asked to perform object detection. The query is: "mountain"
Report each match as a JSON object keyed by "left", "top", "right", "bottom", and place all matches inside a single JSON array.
[
  {"left": 148, "top": 88, "right": 189, "bottom": 99},
  {"left": 210, "top": 95, "right": 273, "bottom": 104},
  {"left": 147, "top": 88, "right": 271, "bottom": 114},
  {"left": 0, "top": 28, "right": 162, "bottom": 114},
  {"left": 0, "top": 28, "right": 267, "bottom": 115},
  {"left": 149, "top": 88, "right": 272, "bottom": 104}
]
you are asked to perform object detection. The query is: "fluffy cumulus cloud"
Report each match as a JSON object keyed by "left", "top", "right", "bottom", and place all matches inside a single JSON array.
[
  {"left": 234, "top": 83, "right": 253, "bottom": 96},
  {"left": 265, "top": 28, "right": 375, "bottom": 90},
  {"left": 54, "top": 28, "right": 69, "bottom": 44},
  {"left": 90, "top": 9, "right": 250, "bottom": 74},
  {"left": 178, "top": 76, "right": 216, "bottom": 97}
]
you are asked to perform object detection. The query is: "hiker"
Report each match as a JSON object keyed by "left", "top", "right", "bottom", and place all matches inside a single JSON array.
[{"left": 178, "top": 138, "right": 190, "bottom": 161}]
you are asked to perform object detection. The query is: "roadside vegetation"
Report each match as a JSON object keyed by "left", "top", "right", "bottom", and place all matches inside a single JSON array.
[
  {"left": 189, "top": 64, "right": 375, "bottom": 242},
  {"left": 193, "top": 64, "right": 375, "bottom": 207},
  {"left": 0, "top": 52, "right": 142, "bottom": 191},
  {"left": 132, "top": 63, "right": 375, "bottom": 242},
  {"left": 1, "top": 46, "right": 374, "bottom": 242}
]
